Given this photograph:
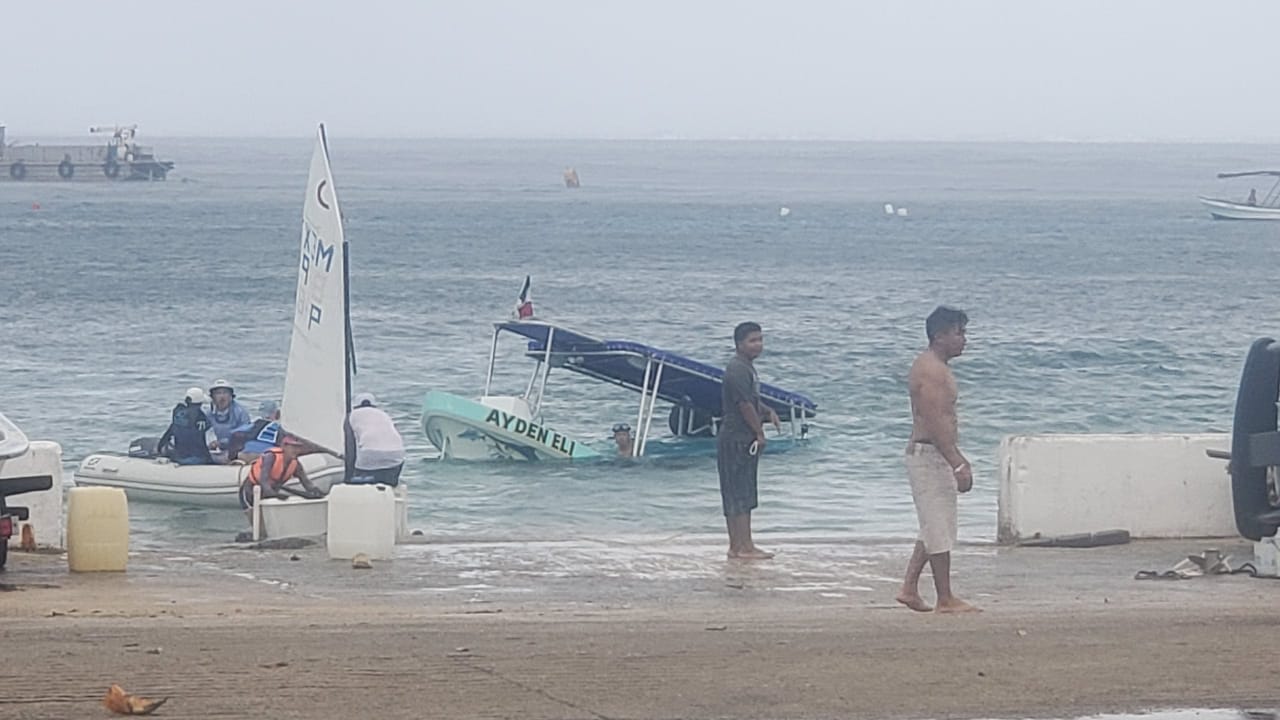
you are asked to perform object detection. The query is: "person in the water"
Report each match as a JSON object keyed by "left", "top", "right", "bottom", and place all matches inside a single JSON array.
[{"left": 611, "top": 423, "right": 635, "bottom": 458}]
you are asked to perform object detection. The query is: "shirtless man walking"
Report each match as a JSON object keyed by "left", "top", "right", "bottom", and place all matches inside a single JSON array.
[{"left": 896, "top": 306, "right": 979, "bottom": 614}]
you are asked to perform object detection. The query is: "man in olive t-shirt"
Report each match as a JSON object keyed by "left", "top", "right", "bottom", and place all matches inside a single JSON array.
[{"left": 718, "top": 321, "right": 782, "bottom": 560}]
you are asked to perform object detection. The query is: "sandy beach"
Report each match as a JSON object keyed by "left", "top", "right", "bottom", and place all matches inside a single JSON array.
[{"left": 1, "top": 538, "right": 1276, "bottom": 719}]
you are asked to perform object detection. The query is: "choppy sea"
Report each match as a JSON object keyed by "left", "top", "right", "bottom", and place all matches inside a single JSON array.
[{"left": 4, "top": 137, "right": 1278, "bottom": 559}]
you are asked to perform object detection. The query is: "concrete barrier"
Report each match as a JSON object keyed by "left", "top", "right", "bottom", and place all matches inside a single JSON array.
[
  {"left": 998, "top": 433, "right": 1236, "bottom": 544},
  {"left": 0, "top": 441, "right": 65, "bottom": 550}
]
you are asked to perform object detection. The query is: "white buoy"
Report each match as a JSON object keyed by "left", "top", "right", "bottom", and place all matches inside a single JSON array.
[
  {"left": 779, "top": 206, "right": 791, "bottom": 218},
  {"left": 896, "top": 207, "right": 908, "bottom": 217},
  {"left": 884, "top": 203, "right": 895, "bottom": 215}
]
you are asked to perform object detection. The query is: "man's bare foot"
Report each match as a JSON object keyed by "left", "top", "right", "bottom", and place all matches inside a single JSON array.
[
  {"left": 729, "top": 547, "right": 775, "bottom": 560},
  {"left": 935, "top": 598, "right": 981, "bottom": 614},
  {"left": 895, "top": 593, "right": 933, "bottom": 612}
]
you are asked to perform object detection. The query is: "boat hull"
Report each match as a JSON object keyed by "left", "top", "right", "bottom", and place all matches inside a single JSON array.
[
  {"left": 74, "top": 453, "right": 345, "bottom": 508},
  {"left": 421, "top": 390, "right": 600, "bottom": 461},
  {"left": 259, "top": 484, "right": 408, "bottom": 541},
  {"left": 260, "top": 496, "right": 328, "bottom": 538},
  {"left": 1198, "top": 196, "right": 1280, "bottom": 220}
]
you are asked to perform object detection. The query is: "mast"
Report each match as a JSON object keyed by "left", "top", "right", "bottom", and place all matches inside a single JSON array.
[{"left": 319, "top": 122, "right": 356, "bottom": 415}]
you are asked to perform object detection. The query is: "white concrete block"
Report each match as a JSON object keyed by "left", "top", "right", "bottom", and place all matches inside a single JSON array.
[
  {"left": 998, "top": 433, "right": 1235, "bottom": 543},
  {"left": 0, "top": 441, "right": 65, "bottom": 550},
  {"left": 1254, "top": 537, "right": 1279, "bottom": 577}
]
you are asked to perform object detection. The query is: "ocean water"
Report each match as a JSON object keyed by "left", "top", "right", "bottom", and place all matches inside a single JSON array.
[{"left": 4, "top": 138, "right": 1280, "bottom": 552}]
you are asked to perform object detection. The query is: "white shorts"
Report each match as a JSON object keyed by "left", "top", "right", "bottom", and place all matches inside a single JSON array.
[{"left": 905, "top": 443, "right": 958, "bottom": 554}]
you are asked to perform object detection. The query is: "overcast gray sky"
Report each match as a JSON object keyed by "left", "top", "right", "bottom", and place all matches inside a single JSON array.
[{"left": 3, "top": 1, "right": 1278, "bottom": 141}]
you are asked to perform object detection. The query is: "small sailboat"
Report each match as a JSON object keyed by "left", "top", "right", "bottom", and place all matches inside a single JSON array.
[{"left": 255, "top": 125, "right": 406, "bottom": 540}]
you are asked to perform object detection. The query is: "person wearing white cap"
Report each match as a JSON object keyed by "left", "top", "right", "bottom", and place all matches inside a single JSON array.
[
  {"left": 156, "top": 388, "right": 216, "bottom": 465},
  {"left": 207, "top": 379, "right": 251, "bottom": 461},
  {"left": 344, "top": 392, "right": 406, "bottom": 486}
]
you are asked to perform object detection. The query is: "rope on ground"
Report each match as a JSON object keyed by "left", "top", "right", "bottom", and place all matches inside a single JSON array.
[
  {"left": 1134, "top": 557, "right": 1280, "bottom": 581},
  {"left": 1227, "top": 562, "right": 1280, "bottom": 580},
  {"left": 1134, "top": 570, "right": 1187, "bottom": 581}
]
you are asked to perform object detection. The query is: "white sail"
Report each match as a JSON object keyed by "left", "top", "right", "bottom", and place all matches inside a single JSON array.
[{"left": 280, "top": 125, "right": 350, "bottom": 454}]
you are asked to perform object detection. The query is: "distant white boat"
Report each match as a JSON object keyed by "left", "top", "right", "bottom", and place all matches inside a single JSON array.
[
  {"left": 779, "top": 206, "right": 791, "bottom": 218},
  {"left": 884, "top": 203, "right": 895, "bottom": 215},
  {"left": 1200, "top": 171, "right": 1280, "bottom": 220},
  {"left": 1199, "top": 197, "right": 1280, "bottom": 220},
  {"left": 896, "top": 207, "right": 909, "bottom": 217}
]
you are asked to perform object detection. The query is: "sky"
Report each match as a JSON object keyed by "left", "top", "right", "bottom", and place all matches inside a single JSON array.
[{"left": 3, "top": 0, "right": 1279, "bottom": 141}]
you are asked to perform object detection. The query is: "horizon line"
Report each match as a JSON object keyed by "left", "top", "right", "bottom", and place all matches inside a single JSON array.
[{"left": 6, "top": 129, "right": 1280, "bottom": 145}]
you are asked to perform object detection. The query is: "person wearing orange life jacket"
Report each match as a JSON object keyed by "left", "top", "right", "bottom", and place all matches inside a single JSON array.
[{"left": 238, "top": 435, "right": 324, "bottom": 512}]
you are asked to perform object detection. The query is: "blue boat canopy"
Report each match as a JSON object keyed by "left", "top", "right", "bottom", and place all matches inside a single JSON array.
[{"left": 495, "top": 321, "right": 818, "bottom": 419}]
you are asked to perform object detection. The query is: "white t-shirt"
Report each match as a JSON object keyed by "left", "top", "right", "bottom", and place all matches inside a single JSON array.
[{"left": 348, "top": 406, "right": 405, "bottom": 470}]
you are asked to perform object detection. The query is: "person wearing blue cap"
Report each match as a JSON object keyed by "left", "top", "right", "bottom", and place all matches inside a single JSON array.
[
  {"left": 344, "top": 392, "right": 406, "bottom": 486},
  {"left": 227, "top": 399, "right": 283, "bottom": 462}
]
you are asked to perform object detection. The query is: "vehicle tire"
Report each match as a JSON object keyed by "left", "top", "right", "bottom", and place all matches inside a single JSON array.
[
  {"left": 103, "top": 161, "right": 120, "bottom": 179},
  {"left": 57, "top": 160, "right": 75, "bottom": 179},
  {"left": 1231, "top": 337, "right": 1280, "bottom": 540},
  {"left": 9, "top": 162, "right": 26, "bottom": 180}
]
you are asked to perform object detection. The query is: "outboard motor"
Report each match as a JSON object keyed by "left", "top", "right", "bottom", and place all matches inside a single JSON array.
[{"left": 128, "top": 436, "right": 163, "bottom": 459}]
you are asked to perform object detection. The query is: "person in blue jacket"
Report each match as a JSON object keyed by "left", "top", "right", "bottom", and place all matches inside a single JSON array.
[
  {"left": 156, "top": 388, "right": 216, "bottom": 465},
  {"left": 228, "top": 400, "right": 283, "bottom": 462},
  {"left": 207, "top": 378, "right": 251, "bottom": 461}
]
